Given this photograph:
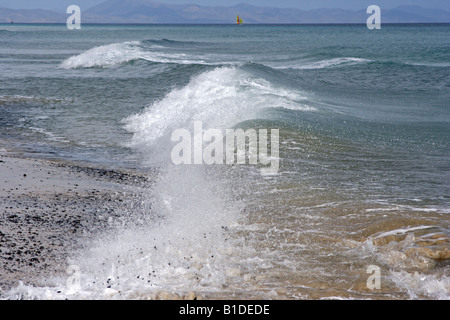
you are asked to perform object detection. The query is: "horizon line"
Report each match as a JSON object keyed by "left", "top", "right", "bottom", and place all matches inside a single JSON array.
[{"left": 2, "top": 22, "right": 450, "bottom": 25}]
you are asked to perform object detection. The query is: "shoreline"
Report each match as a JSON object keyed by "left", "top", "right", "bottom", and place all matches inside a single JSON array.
[
  {"left": 0, "top": 151, "right": 152, "bottom": 295},
  {"left": 1, "top": 151, "right": 449, "bottom": 300}
]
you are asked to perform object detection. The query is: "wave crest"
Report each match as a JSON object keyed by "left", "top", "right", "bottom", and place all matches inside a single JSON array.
[
  {"left": 282, "top": 57, "right": 371, "bottom": 70},
  {"left": 59, "top": 41, "right": 219, "bottom": 69},
  {"left": 124, "top": 66, "right": 314, "bottom": 161}
]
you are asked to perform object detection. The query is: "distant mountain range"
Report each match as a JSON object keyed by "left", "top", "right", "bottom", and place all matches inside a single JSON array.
[{"left": 1, "top": 1, "right": 450, "bottom": 24}]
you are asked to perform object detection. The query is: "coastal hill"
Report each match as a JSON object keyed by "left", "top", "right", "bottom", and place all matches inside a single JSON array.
[{"left": 1, "top": 1, "right": 450, "bottom": 23}]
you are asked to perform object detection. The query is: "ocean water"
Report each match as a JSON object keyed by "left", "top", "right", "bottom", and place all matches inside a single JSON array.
[{"left": 0, "top": 24, "right": 449, "bottom": 300}]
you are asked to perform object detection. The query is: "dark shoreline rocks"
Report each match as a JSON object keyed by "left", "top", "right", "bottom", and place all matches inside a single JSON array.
[{"left": 0, "top": 153, "right": 152, "bottom": 295}]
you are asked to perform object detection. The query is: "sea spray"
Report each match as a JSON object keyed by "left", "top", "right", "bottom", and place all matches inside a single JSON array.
[
  {"left": 123, "top": 67, "right": 311, "bottom": 166},
  {"left": 60, "top": 164, "right": 244, "bottom": 299}
]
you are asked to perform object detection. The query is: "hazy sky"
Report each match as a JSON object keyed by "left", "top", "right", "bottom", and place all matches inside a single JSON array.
[{"left": 1, "top": 0, "right": 449, "bottom": 12}]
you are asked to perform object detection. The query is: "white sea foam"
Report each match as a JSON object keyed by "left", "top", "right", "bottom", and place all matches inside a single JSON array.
[
  {"left": 60, "top": 41, "right": 370, "bottom": 72},
  {"left": 359, "top": 233, "right": 450, "bottom": 300},
  {"left": 390, "top": 270, "right": 450, "bottom": 300},
  {"left": 60, "top": 41, "right": 217, "bottom": 69},
  {"left": 28, "top": 126, "right": 70, "bottom": 143},
  {"left": 279, "top": 57, "right": 371, "bottom": 70},
  {"left": 123, "top": 66, "right": 314, "bottom": 165},
  {"left": 373, "top": 225, "right": 435, "bottom": 239},
  {"left": 60, "top": 42, "right": 142, "bottom": 69}
]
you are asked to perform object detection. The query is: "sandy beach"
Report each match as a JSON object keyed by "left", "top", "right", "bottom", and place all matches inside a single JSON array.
[{"left": 0, "top": 151, "right": 151, "bottom": 295}]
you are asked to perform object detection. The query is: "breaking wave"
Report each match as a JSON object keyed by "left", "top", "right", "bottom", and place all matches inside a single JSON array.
[{"left": 60, "top": 41, "right": 224, "bottom": 69}]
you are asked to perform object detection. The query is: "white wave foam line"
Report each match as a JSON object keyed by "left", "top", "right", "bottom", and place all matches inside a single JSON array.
[
  {"left": 28, "top": 126, "right": 70, "bottom": 143},
  {"left": 59, "top": 41, "right": 216, "bottom": 69},
  {"left": 405, "top": 61, "right": 450, "bottom": 68},
  {"left": 366, "top": 205, "right": 450, "bottom": 215},
  {"left": 280, "top": 57, "right": 371, "bottom": 70},
  {"left": 373, "top": 225, "right": 435, "bottom": 239},
  {"left": 60, "top": 41, "right": 142, "bottom": 69},
  {"left": 0, "top": 95, "right": 68, "bottom": 104},
  {"left": 238, "top": 77, "right": 315, "bottom": 111}
]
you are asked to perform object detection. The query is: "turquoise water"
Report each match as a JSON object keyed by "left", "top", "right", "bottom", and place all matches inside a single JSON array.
[{"left": 0, "top": 24, "right": 449, "bottom": 299}]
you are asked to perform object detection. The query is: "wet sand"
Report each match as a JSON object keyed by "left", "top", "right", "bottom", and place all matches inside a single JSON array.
[{"left": 0, "top": 152, "right": 150, "bottom": 295}]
